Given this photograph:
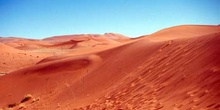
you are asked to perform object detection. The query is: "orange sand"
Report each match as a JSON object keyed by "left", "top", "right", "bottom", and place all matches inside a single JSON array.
[{"left": 0, "top": 26, "right": 220, "bottom": 110}]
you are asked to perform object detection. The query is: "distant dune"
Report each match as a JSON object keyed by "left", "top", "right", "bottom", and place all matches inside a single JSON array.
[{"left": 0, "top": 25, "right": 220, "bottom": 110}]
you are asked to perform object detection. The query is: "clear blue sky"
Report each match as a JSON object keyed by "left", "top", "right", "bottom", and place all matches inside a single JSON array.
[{"left": 0, "top": 0, "right": 219, "bottom": 39}]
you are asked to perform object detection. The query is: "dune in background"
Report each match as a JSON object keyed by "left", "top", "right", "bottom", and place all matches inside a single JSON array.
[{"left": 0, "top": 25, "right": 220, "bottom": 110}]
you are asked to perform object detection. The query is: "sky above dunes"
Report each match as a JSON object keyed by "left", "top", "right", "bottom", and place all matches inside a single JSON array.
[{"left": 0, "top": 0, "right": 219, "bottom": 39}]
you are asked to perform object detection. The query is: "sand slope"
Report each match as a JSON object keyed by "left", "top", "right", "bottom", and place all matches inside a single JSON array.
[
  {"left": 0, "top": 43, "right": 50, "bottom": 74},
  {"left": 0, "top": 25, "right": 220, "bottom": 110},
  {"left": 148, "top": 25, "right": 220, "bottom": 41}
]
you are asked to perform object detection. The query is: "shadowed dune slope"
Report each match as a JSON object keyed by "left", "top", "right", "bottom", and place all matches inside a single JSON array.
[
  {"left": 0, "top": 25, "right": 219, "bottom": 110},
  {"left": 0, "top": 54, "right": 102, "bottom": 108}
]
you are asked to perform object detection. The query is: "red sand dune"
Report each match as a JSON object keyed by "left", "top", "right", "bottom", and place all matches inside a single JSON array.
[
  {"left": 0, "top": 25, "right": 220, "bottom": 110},
  {"left": 43, "top": 33, "right": 129, "bottom": 43},
  {"left": 0, "top": 43, "right": 50, "bottom": 73},
  {"left": 148, "top": 25, "right": 220, "bottom": 41}
]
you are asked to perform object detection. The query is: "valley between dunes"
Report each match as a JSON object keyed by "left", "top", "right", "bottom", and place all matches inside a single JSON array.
[{"left": 0, "top": 25, "right": 220, "bottom": 110}]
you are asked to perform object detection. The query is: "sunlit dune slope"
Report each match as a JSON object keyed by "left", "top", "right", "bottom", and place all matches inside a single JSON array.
[
  {"left": 0, "top": 43, "right": 50, "bottom": 73},
  {"left": 0, "top": 25, "right": 219, "bottom": 110},
  {"left": 148, "top": 25, "right": 220, "bottom": 41},
  {"left": 0, "top": 37, "right": 50, "bottom": 50},
  {"left": 43, "top": 33, "right": 130, "bottom": 43},
  {"left": 0, "top": 34, "right": 129, "bottom": 74}
]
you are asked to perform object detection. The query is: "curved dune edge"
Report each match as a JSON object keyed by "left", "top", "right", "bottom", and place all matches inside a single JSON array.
[
  {"left": 0, "top": 43, "right": 50, "bottom": 73},
  {"left": 147, "top": 25, "right": 220, "bottom": 41},
  {"left": 0, "top": 54, "right": 102, "bottom": 108},
  {"left": 0, "top": 25, "right": 220, "bottom": 110}
]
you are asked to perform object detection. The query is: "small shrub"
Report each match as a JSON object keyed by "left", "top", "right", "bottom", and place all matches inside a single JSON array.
[
  {"left": 21, "top": 94, "right": 33, "bottom": 103},
  {"left": 8, "top": 103, "right": 17, "bottom": 108}
]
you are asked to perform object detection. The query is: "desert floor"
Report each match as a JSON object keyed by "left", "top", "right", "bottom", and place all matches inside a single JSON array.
[{"left": 0, "top": 25, "right": 220, "bottom": 110}]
